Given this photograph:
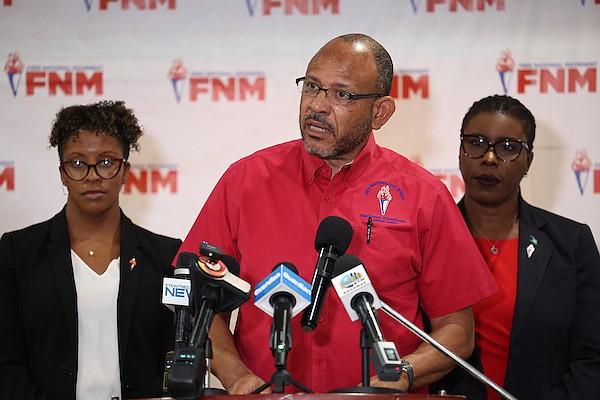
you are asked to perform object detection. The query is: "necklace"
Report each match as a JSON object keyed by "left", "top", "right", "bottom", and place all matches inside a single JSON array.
[{"left": 467, "top": 214, "right": 518, "bottom": 255}]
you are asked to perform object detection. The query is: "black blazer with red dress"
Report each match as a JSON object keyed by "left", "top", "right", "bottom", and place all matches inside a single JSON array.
[
  {"left": 0, "top": 208, "right": 181, "bottom": 400},
  {"left": 432, "top": 196, "right": 600, "bottom": 399}
]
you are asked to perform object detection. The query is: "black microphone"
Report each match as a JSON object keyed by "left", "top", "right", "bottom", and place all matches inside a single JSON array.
[
  {"left": 331, "top": 254, "right": 403, "bottom": 381},
  {"left": 173, "top": 252, "right": 197, "bottom": 351},
  {"left": 301, "top": 216, "right": 353, "bottom": 332},
  {"left": 168, "top": 244, "right": 251, "bottom": 399},
  {"left": 189, "top": 246, "right": 250, "bottom": 347}
]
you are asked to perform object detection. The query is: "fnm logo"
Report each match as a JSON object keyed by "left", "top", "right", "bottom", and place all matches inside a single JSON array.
[
  {"left": 0, "top": 161, "right": 15, "bottom": 191},
  {"left": 245, "top": 0, "right": 339, "bottom": 16},
  {"left": 410, "top": 0, "right": 505, "bottom": 13},
  {"left": 123, "top": 165, "right": 177, "bottom": 194},
  {"left": 168, "top": 59, "right": 266, "bottom": 103},
  {"left": 391, "top": 70, "right": 429, "bottom": 99},
  {"left": 84, "top": 0, "right": 176, "bottom": 11},
  {"left": 572, "top": 149, "right": 600, "bottom": 195},
  {"left": 496, "top": 50, "right": 597, "bottom": 95}
]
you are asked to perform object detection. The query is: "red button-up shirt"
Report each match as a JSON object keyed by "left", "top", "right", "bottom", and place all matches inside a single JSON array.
[{"left": 177, "top": 135, "right": 496, "bottom": 393}]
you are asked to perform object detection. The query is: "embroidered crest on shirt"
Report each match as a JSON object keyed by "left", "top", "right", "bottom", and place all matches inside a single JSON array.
[{"left": 361, "top": 181, "right": 406, "bottom": 227}]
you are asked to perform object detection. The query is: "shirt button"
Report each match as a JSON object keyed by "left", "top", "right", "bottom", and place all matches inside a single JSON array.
[
  {"left": 318, "top": 316, "right": 324, "bottom": 322},
  {"left": 324, "top": 196, "right": 331, "bottom": 202}
]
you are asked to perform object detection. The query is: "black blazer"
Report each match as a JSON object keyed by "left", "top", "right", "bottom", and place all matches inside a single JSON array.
[
  {"left": 0, "top": 209, "right": 181, "bottom": 400},
  {"left": 432, "top": 196, "right": 600, "bottom": 399}
]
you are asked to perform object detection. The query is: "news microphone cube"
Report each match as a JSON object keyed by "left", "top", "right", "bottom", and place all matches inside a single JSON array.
[
  {"left": 254, "top": 264, "right": 312, "bottom": 317},
  {"left": 331, "top": 263, "right": 381, "bottom": 321},
  {"left": 162, "top": 277, "right": 192, "bottom": 310}
]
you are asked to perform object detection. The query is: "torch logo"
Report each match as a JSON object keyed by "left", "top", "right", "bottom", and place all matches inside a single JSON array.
[
  {"left": 572, "top": 149, "right": 592, "bottom": 195},
  {"left": 496, "top": 49, "right": 515, "bottom": 95},
  {"left": 377, "top": 185, "right": 393, "bottom": 216},
  {"left": 4, "top": 51, "right": 24, "bottom": 97},
  {"left": 168, "top": 58, "right": 187, "bottom": 103}
]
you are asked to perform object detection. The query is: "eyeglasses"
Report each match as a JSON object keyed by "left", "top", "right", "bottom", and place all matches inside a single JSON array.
[
  {"left": 460, "top": 134, "right": 530, "bottom": 163},
  {"left": 61, "top": 158, "right": 126, "bottom": 181},
  {"left": 295, "top": 77, "right": 383, "bottom": 106}
]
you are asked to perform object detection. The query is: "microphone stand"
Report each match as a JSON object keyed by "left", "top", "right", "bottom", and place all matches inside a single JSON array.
[
  {"left": 361, "top": 328, "right": 371, "bottom": 387},
  {"left": 329, "top": 328, "right": 402, "bottom": 394},
  {"left": 380, "top": 301, "right": 518, "bottom": 400},
  {"left": 252, "top": 301, "right": 313, "bottom": 394},
  {"left": 168, "top": 290, "right": 227, "bottom": 399}
]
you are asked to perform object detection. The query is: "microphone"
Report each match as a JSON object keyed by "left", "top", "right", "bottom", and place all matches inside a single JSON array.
[
  {"left": 331, "top": 254, "right": 403, "bottom": 382},
  {"left": 301, "top": 216, "right": 353, "bottom": 332},
  {"left": 168, "top": 243, "right": 251, "bottom": 399},
  {"left": 254, "top": 262, "right": 312, "bottom": 365},
  {"left": 162, "top": 252, "right": 196, "bottom": 350},
  {"left": 189, "top": 243, "right": 251, "bottom": 347}
]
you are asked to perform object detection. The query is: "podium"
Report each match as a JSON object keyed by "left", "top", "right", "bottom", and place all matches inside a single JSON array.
[{"left": 138, "top": 393, "right": 465, "bottom": 400}]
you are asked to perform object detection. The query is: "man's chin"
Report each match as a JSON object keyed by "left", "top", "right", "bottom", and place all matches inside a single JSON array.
[{"left": 303, "top": 139, "right": 334, "bottom": 159}]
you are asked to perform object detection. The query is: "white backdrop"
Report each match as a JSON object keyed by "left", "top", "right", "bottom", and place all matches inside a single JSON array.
[{"left": 1, "top": 0, "right": 599, "bottom": 247}]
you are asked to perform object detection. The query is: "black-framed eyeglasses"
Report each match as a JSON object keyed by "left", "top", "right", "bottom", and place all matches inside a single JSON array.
[
  {"left": 460, "top": 134, "right": 530, "bottom": 163},
  {"left": 60, "top": 158, "right": 126, "bottom": 181},
  {"left": 295, "top": 77, "right": 383, "bottom": 106}
]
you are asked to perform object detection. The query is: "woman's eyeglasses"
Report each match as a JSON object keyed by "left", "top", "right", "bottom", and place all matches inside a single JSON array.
[
  {"left": 61, "top": 158, "right": 126, "bottom": 181},
  {"left": 460, "top": 134, "right": 530, "bottom": 163}
]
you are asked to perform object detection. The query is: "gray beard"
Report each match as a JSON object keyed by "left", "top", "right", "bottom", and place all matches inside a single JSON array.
[{"left": 301, "top": 116, "right": 372, "bottom": 160}]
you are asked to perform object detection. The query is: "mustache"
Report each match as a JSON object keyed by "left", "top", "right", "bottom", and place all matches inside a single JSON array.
[{"left": 303, "top": 113, "right": 334, "bottom": 131}]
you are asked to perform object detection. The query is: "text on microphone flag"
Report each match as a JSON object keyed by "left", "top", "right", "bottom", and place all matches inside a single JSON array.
[
  {"left": 162, "top": 277, "right": 192, "bottom": 307},
  {"left": 254, "top": 264, "right": 312, "bottom": 317}
]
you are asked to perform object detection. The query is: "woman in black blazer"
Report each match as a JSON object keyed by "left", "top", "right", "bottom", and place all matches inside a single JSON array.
[
  {"left": 433, "top": 95, "right": 600, "bottom": 399},
  {"left": 0, "top": 101, "right": 181, "bottom": 399}
]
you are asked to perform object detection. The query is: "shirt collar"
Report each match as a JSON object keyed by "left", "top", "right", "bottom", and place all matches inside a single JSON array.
[{"left": 301, "top": 133, "right": 378, "bottom": 186}]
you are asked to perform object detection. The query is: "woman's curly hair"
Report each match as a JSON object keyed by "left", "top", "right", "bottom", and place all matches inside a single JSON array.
[{"left": 49, "top": 100, "right": 143, "bottom": 160}]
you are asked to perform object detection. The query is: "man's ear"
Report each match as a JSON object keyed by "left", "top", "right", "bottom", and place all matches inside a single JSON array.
[{"left": 371, "top": 96, "right": 396, "bottom": 130}]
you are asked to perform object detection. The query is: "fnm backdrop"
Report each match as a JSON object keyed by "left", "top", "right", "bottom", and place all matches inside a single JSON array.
[{"left": 1, "top": 0, "right": 599, "bottom": 248}]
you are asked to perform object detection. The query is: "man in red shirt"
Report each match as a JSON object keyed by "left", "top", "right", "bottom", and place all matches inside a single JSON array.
[{"left": 176, "top": 33, "right": 497, "bottom": 394}]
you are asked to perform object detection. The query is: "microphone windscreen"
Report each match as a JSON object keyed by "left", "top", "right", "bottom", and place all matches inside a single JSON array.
[
  {"left": 314, "top": 216, "right": 353, "bottom": 254},
  {"left": 332, "top": 254, "right": 364, "bottom": 277},
  {"left": 220, "top": 254, "right": 240, "bottom": 276},
  {"left": 175, "top": 251, "right": 198, "bottom": 268}
]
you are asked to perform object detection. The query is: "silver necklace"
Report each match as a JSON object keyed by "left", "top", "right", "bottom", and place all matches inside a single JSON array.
[{"left": 467, "top": 214, "right": 517, "bottom": 255}]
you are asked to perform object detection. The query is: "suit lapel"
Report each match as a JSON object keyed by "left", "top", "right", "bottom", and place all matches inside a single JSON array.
[
  {"left": 117, "top": 213, "right": 141, "bottom": 364},
  {"left": 510, "top": 201, "right": 553, "bottom": 341},
  {"left": 47, "top": 209, "right": 78, "bottom": 346}
]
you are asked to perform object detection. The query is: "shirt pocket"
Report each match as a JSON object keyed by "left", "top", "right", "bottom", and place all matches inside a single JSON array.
[{"left": 348, "top": 221, "right": 418, "bottom": 293}]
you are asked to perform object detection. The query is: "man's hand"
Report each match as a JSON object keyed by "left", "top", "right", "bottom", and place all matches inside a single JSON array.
[
  {"left": 369, "top": 374, "right": 410, "bottom": 393},
  {"left": 227, "top": 372, "right": 272, "bottom": 394}
]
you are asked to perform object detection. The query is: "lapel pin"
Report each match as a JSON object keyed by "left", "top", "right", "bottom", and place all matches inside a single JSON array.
[
  {"left": 129, "top": 257, "right": 137, "bottom": 270},
  {"left": 529, "top": 235, "right": 538, "bottom": 245},
  {"left": 526, "top": 243, "right": 535, "bottom": 259}
]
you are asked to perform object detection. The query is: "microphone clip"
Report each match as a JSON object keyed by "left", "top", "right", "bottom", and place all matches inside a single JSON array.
[{"left": 371, "top": 341, "right": 404, "bottom": 382}]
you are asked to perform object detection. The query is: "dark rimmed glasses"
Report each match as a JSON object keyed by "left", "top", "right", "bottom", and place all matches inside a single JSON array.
[
  {"left": 295, "top": 77, "right": 383, "bottom": 106},
  {"left": 460, "top": 134, "right": 530, "bottom": 163},
  {"left": 61, "top": 158, "right": 126, "bottom": 181}
]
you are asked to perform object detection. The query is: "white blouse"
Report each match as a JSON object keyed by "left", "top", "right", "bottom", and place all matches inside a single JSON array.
[{"left": 71, "top": 250, "right": 122, "bottom": 400}]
